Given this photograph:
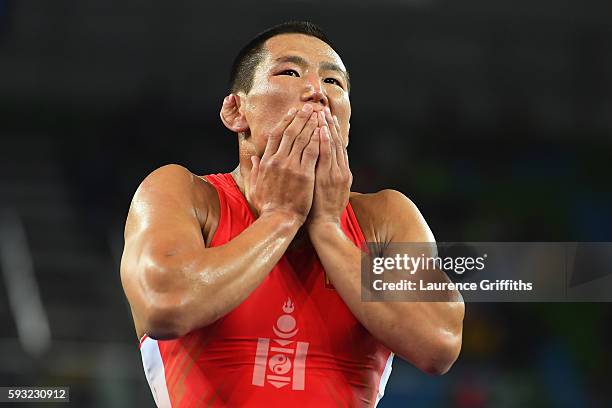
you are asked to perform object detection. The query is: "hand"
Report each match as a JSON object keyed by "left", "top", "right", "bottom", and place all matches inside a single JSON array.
[
  {"left": 308, "top": 107, "right": 352, "bottom": 230},
  {"left": 246, "top": 104, "right": 321, "bottom": 224}
]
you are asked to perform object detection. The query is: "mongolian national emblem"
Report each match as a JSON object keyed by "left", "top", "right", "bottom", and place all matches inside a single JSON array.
[{"left": 252, "top": 298, "right": 309, "bottom": 390}]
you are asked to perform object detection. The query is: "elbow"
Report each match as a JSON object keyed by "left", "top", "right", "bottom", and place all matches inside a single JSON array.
[
  {"left": 125, "top": 253, "right": 219, "bottom": 340},
  {"left": 139, "top": 268, "right": 219, "bottom": 339},
  {"left": 138, "top": 262, "right": 196, "bottom": 339},
  {"left": 144, "top": 297, "right": 219, "bottom": 340},
  {"left": 417, "top": 332, "right": 463, "bottom": 376},
  {"left": 409, "top": 303, "right": 465, "bottom": 376},
  {"left": 136, "top": 262, "right": 186, "bottom": 339},
  {"left": 142, "top": 299, "right": 188, "bottom": 340}
]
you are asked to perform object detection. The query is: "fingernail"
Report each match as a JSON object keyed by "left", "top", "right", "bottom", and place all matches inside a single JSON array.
[
  {"left": 288, "top": 108, "right": 297, "bottom": 115},
  {"left": 324, "top": 106, "right": 331, "bottom": 115},
  {"left": 302, "top": 104, "right": 313, "bottom": 113}
]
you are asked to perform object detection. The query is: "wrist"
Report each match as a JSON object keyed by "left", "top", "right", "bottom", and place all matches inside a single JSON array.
[
  {"left": 307, "top": 218, "right": 343, "bottom": 235},
  {"left": 259, "top": 210, "right": 306, "bottom": 229}
]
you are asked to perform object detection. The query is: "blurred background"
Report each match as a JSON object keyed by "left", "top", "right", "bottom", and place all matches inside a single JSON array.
[{"left": 1, "top": 0, "right": 612, "bottom": 406}]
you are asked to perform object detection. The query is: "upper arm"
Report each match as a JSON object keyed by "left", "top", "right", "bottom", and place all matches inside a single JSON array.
[
  {"left": 352, "top": 189, "right": 435, "bottom": 257},
  {"left": 357, "top": 190, "right": 463, "bottom": 370},
  {"left": 376, "top": 189, "right": 463, "bottom": 301},
  {"left": 120, "top": 164, "right": 211, "bottom": 328},
  {"left": 378, "top": 189, "right": 435, "bottom": 244}
]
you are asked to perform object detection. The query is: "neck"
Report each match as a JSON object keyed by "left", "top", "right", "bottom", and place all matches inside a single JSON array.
[
  {"left": 230, "top": 164, "right": 258, "bottom": 217},
  {"left": 232, "top": 135, "right": 259, "bottom": 198},
  {"left": 230, "top": 165, "right": 245, "bottom": 195}
]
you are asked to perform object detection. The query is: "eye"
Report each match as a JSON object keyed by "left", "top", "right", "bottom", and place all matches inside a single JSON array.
[
  {"left": 279, "top": 69, "right": 300, "bottom": 77},
  {"left": 324, "top": 78, "right": 343, "bottom": 88}
]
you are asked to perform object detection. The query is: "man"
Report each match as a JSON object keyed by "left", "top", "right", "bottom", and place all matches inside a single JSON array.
[{"left": 121, "top": 21, "right": 464, "bottom": 407}]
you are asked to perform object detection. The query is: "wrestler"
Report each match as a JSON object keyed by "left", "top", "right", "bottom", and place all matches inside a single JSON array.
[{"left": 121, "top": 21, "right": 464, "bottom": 407}]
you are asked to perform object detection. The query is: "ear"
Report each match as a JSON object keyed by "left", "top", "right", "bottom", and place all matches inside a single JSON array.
[{"left": 220, "top": 93, "right": 249, "bottom": 133}]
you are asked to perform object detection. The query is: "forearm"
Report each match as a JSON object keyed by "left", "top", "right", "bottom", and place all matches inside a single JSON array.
[
  {"left": 309, "top": 222, "right": 464, "bottom": 374},
  {"left": 142, "top": 211, "right": 301, "bottom": 338}
]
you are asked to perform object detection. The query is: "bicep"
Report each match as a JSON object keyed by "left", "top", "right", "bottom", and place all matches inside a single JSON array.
[
  {"left": 380, "top": 190, "right": 460, "bottom": 296},
  {"left": 120, "top": 165, "right": 206, "bottom": 309},
  {"left": 374, "top": 189, "right": 437, "bottom": 259},
  {"left": 384, "top": 190, "right": 435, "bottom": 244}
]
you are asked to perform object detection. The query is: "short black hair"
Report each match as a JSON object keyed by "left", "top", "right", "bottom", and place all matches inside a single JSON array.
[{"left": 229, "top": 21, "right": 348, "bottom": 94}]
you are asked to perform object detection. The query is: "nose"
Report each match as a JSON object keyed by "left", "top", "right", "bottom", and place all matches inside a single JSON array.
[{"left": 300, "top": 75, "right": 328, "bottom": 108}]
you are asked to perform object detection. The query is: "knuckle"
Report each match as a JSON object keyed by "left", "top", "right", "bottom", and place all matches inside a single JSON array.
[
  {"left": 307, "top": 142, "right": 319, "bottom": 152},
  {"left": 290, "top": 170, "right": 303, "bottom": 181},
  {"left": 276, "top": 162, "right": 289, "bottom": 172},
  {"left": 266, "top": 157, "right": 280, "bottom": 168},
  {"left": 283, "top": 129, "right": 297, "bottom": 139},
  {"left": 302, "top": 172, "right": 315, "bottom": 182},
  {"left": 294, "top": 170, "right": 311, "bottom": 182},
  {"left": 303, "top": 147, "right": 318, "bottom": 158},
  {"left": 283, "top": 165, "right": 297, "bottom": 176},
  {"left": 294, "top": 134, "right": 309, "bottom": 147}
]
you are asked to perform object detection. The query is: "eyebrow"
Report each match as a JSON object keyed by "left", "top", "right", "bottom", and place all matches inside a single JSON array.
[{"left": 273, "top": 55, "right": 349, "bottom": 88}]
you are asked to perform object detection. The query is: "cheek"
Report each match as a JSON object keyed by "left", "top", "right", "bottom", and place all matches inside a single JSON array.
[{"left": 245, "top": 84, "right": 294, "bottom": 137}]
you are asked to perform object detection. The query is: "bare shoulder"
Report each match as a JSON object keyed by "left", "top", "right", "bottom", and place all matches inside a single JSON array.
[
  {"left": 126, "top": 164, "right": 219, "bottom": 238},
  {"left": 349, "top": 189, "right": 434, "bottom": 243},
  {"left": 349, "top": 189, "right": 420, "bottom": 223},
  {"left": 133, "top": 163, "right": 215, "bottom": 204}
]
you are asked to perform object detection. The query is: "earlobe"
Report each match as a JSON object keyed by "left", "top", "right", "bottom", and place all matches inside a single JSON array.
[{"left": 220, "top": 93, "right": 249, "bottom": 133}]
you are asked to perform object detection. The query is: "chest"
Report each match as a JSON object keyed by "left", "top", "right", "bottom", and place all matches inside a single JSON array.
[{"left": 211, "top": 249, "right": 374, "bottom": 355}]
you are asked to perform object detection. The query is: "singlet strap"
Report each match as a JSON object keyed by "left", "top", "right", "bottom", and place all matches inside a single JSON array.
[{"left": 344, "top": 202, "right": 367, "bottom": 249}]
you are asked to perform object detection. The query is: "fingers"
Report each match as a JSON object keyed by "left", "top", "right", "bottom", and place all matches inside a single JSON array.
[
  {"left": 318, "top": 124, "right": 332, "bottom": 171},
  {"left": 276, "top": 104, "right": 315, "bottom": 156},
  {"left": 301, "top": 128, "right": 321, "bottom": 171},
  {"left": 246, "top": 155, "right": 260, "bottom": 202},
  {"left": 320, "top": 109, "right": 341, "bottom": 169},
  {"left": 263, "top": 107, "right": 298, "bottom": 159},
  {"left": 250, "top": 155, "right": 260, "bottom": 185},
  {"left": 289, "top": 112, "right": 319, "bottom": 161},
  {"left": 333, "top": 115, "right": 349, "bottom": 169}
]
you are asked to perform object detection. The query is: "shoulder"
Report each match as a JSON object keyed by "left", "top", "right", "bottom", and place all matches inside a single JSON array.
[
  {"left": 128, "top": 164, "right": 219, "bottom": 231},
  {"left": 134, "top": 163, "right": 217, "bottom": 203},
  {"left": 135, "top": 164, "right": 214, "bottom": 200},
  {"left": 349, "top": 189, "right": 434, "bottom": 243},
  {"left": 350, "top": 189, "right": 420, "bottom": 224}
]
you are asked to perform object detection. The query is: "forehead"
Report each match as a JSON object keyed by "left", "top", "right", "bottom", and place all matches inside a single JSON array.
[{"left": 261, "top": 33, "right": 346, "bottom": 71}]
